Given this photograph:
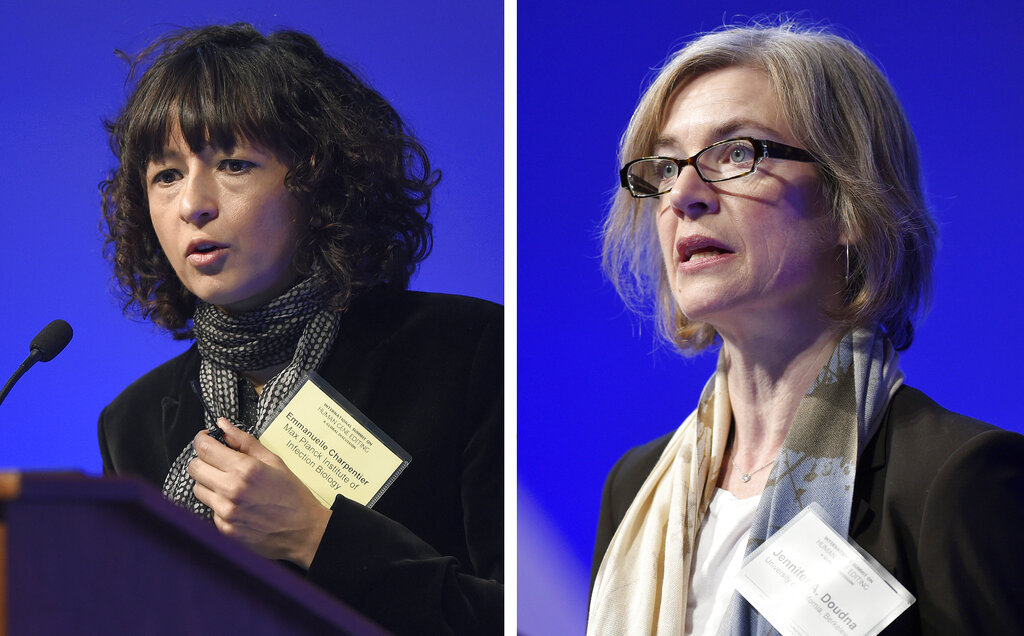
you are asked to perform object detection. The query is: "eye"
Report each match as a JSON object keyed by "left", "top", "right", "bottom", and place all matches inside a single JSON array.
[
  {"left": 151, "top": 169, "right": 181, "bottom": 185},
  {"left": 219, "top": 159, "right": 255, "bottom": 174},
  {"left": 726, "top": 143, "right": 754, "bottom": 164},
  {"left": 656, "top": 159, "right": 679, "bottom": 182}
]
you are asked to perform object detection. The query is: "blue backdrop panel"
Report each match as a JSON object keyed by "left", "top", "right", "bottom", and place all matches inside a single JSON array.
[
  {"left": 518, "top": 1, "right": 1024, "bottom": 632},
  {"left": 0, "top": 2, "right": 502, "bottom": 473}
]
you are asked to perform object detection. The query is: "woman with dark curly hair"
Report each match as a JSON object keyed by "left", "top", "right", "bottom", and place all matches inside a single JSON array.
[{"left": 98, "top": 23, "right": 502, "bottom": 634}]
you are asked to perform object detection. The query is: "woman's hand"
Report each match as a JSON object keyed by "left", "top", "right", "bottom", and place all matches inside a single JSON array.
[{"left": 188, "top": 417, "right": 332, "bottom": 569}]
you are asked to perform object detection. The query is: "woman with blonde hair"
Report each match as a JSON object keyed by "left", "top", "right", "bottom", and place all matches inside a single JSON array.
[{"left": 589, "top": 23, "right": 1024, "bottom": 635}]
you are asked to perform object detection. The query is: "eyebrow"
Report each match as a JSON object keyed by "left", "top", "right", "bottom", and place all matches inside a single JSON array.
[
  {"left": 147, "top": 143, "right": 269, "bottom": 166},
  {"left": 147, "top": 149, "right": 183, "bottom": 165},
  {"left": 654, "top": 118, "right": 786, "bottom": 155}
]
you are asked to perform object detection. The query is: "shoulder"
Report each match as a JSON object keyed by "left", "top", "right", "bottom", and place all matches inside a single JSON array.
[
  {"left": 884, "top": 383, "right": 1024, "bottom": 504},
  {"left": 605, "top": 432, "right": 674, "bottom": 506},
  {"left": 887, "top": 385, "right": 1007, "bottom": 444},
  {"left": 98, "top": 345, "right": 200, "bottom": 479},
  {"left": 590, "top": 430, "right": 674, "bottom": 586},
  {"left": 600, "top": 433, "right": 673, "bottom": 525},
  {"left": 100, "top": 345, "right": 199, "bottom": 423},
  {"left": 861, "top": 384, "right": 1024, "bottom": 506},
  {"left": 346, "top": 288, "right": 502, "bottom": 334},
  {"left": 331, "top": 289, "right": 502, "bottom": 375},
  {"left": 876, "top": 385, "right": 1024, "bottom": 482},
  {"left": 320, "top": 287, "right": 502, "bottom": 448},
  {"left": 855, "top": 385, "right": 1024, "bottom": 633},
  {"left": 396, "top": 289, "right": 503, "bottom": 318}
]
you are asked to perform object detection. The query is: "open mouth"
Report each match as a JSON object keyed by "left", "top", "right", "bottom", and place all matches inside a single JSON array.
[
  {"left": 684, "top": 246, "right": 731, "bottom": 262},
  {"left": 678, "top": 235, "right": 734, "bottom": 263},
  {"left": 186, "top": 240, "right": 228, "bottom": 265},
  {"left": 186, "top": 240, "right": 227, "bottom": 257}
]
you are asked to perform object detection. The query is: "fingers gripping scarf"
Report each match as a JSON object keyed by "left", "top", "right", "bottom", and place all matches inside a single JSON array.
[
  {"left": 588, "top": 327, "right": 903, "bottom": 635},
  {"left": 162, "top": 277, "right": 340, "bottom": 519}
]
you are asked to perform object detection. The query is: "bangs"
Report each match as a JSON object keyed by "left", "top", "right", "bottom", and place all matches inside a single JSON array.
[
  {"left": 103, "top": 23, "right": 438, "bottom": 334},
  {"left": 126, "top": 40, "right": 294, "bottom": 165}
]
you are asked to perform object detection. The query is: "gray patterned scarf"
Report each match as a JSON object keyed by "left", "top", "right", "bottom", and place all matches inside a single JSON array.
[{"left": 162, "top": 277, "right": 340, "bottom": 518}]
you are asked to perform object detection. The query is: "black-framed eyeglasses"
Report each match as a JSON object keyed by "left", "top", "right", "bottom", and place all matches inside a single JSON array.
[{"left": 619, "top": 137, "right": 816, "bottom": 198}]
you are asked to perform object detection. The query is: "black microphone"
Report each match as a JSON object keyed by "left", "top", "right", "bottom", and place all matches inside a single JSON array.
[
  {"left": 29, "top": 319, "right": 73, "bottom": 362},
  {"left": 0, "top": 319, "right": 73, "bottom": 406}
]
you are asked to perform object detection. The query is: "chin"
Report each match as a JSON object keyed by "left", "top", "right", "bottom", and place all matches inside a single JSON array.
[
  {"left": 671, "top": 287, "right": 736, "bottom": 324},
  {"left": 187, "top": 284, "right": 250, "bottom": 312}
]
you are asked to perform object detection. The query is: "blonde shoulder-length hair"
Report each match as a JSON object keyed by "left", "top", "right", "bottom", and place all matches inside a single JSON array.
[{"left": 602, "top": 23, "right": 936, "bottom": 353}]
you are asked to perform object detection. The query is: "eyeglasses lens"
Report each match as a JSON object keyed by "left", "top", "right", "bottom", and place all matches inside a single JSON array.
[
  {"left": 697, "top": 139, "right": 757, "bottom": 181},
  {"left": 626, "top": 139, "right": 759, "bottom": 196}
]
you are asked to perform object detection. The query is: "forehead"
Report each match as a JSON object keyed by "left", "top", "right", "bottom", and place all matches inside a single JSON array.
[
  {"left": 130, "top": 79, "right": 284, "bottom": 165},
  {"left": 657, "top": 66, "right": 792, "bottom": 152},
  {"left": 144, "top": 117, "right": 272, "bottom": 163}
]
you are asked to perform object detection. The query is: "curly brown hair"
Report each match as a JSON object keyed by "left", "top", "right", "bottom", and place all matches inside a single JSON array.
[{"left": 101, "top": 23, "right": 437, "bottom": 338}]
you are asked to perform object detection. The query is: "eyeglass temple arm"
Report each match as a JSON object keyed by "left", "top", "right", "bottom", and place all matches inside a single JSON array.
[{"left": 761, "top": 140, "right": 816, "bottom": 163}]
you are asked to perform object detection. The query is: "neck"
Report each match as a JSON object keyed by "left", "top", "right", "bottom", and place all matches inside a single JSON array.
[
  {"left": 244, "top": 363, "right": 288, "bottom": 396},
  {"left": 719, "top": 318, "right": 844, "bottom": 466}
]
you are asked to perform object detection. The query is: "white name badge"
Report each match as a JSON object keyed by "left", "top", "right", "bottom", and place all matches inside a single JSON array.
[
  {"left": 735, "top": 503, "right": 915, "bottom": 636},
  {"left": 259, "top": 372, "right": 411, "bottom": 509}
]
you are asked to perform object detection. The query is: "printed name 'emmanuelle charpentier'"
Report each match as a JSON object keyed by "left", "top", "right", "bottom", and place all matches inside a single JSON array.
[{"left": 284, "top": 411, "right": 370, "bottom": 485}]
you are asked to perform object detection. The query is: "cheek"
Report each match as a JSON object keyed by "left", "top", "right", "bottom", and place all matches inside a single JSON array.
[
  {"left": 656, "top": 206, "right": 676, "bottom": 266},
  {"left": 753, "top": 221, "right": 836, "bottom": 290},
  {"left": 747, "top": 175, "right": 831, "bottom": 252},
  {"left": 252, "top": 196, "right": 304, "bottom": 266},
  {"left": 769, "top": 169, "right": 828, "bottom": 223},
  {"left": 277, "top": 195, "right": 306, "bottom": 252},
  {"left": 147, "top": 206, "right": 178, "bottom": 262}
]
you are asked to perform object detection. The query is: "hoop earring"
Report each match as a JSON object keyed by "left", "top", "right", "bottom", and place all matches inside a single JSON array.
[{"left": 845, "top": 242, "right": 850, "bottom": 284}]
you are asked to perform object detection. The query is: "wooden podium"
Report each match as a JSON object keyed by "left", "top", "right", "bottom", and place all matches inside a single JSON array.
[{"left": 0, "top": 472, "right": 389, "bottom": 635}]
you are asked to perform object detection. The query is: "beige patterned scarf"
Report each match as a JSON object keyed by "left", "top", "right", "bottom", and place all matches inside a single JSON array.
[{"left": 588, "top": 327, "right": 902, "bottom": 635}]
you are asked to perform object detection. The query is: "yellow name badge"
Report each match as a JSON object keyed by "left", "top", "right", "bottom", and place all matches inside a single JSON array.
[{"left": 259, "top": 372, "right": 410, "bottom": 508}]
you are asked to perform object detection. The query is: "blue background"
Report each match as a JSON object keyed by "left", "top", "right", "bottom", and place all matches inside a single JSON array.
[
  {"left": 2, "top": 1, "right": 1023, "bottom": 632},
  {"left": 518, "top": 1, "right": 1024, "bottom": 633},
  {"left": 0, "top": 2, "right": 503, "bottom": 476}
]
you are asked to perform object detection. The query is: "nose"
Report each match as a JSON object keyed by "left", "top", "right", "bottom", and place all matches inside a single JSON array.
[
  {"left": 665, "top": 165, "right": 718, "bottom": 218},
  {"left": 179, "top": 171, "right": 218, "bottom": 226}
]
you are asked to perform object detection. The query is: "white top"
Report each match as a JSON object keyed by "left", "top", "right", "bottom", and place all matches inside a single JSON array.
[{"left": 685, "top": 488, "right": 759, "bottom": 635}]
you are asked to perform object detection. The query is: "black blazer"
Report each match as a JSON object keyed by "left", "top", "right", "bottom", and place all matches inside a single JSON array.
[
  {"left": 99, "top": 290, "right": 504, "bottom": 635},
  {"left": 591, "top": 386, "right": 1024, "bottom": 635}
]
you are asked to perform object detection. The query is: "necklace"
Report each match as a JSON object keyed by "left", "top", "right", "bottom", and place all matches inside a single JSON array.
[{"left": 731, "top": 457, "right": 775, "bottom": 483}]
